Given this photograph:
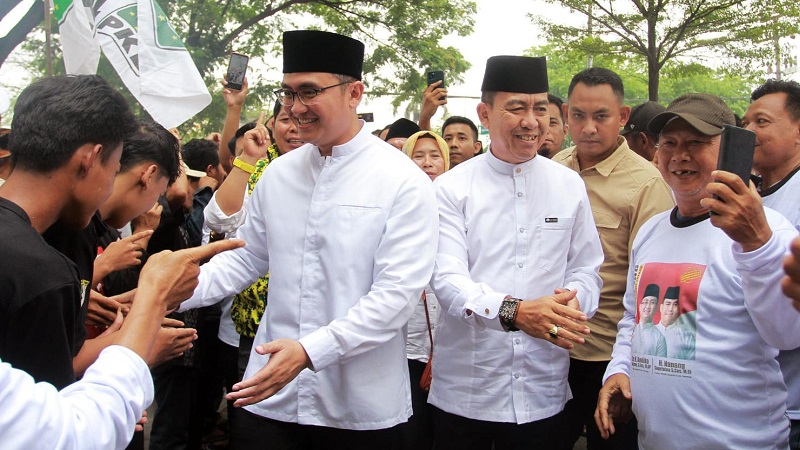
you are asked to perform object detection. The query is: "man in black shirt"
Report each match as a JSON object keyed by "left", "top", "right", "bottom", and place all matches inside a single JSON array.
[{"left": 0, "top": 75, "right": 138, "bottom": 388}]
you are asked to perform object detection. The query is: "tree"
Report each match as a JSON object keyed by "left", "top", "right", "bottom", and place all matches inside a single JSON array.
[
  {"left": 13, "top": 0, "right": 476, "bottom": 136},
  {"left": 527, "top": 41, "right": 757, "bottom": 116},
  {"left": 533, "top": 0, "right": 800, "bottom": 101}
]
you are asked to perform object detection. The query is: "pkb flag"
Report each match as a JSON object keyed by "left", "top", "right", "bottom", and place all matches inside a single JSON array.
[{"left": 55, "top": 0, "right": 211, "bottom": 128}]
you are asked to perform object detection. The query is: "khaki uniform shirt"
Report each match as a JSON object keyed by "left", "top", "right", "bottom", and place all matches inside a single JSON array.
[{"left": 554, "top": 137, "right": 674, "bottom": 360}]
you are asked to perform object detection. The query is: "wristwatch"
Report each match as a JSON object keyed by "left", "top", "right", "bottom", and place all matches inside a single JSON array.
[{"left": 499, "top": 297, "right": 521, "bottom": 332}]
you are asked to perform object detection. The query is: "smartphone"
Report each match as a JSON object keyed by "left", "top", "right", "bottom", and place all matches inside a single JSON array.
[
  {"left": 427, "top": 70, "right": 445, "bottom": 89},
  {"left": 357, "top": 112, "right": 375, "bottom": 122},
  {"left": 226, "top": 52, "right": 249, "bottom": 91},
  {"left": 712, "top": 125, "right": 756, "bottom": 213}
]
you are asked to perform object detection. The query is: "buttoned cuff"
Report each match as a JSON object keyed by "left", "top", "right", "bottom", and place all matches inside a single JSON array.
[{"left": 465, "top": 292, "right": 507, "bottom": 331}]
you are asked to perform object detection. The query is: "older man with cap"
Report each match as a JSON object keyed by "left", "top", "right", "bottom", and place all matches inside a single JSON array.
[
  {"left": 429, "top": 55, "right": 603, "bottom": 449},
  {"left": 621, "top": 101, "right": 665, "bottom": 163},
  {"left": 596, "top": 93, "right": 800, "bottom": 449},
  {"left": 179, "top": 30, "right": 438, "bottom": 448}
]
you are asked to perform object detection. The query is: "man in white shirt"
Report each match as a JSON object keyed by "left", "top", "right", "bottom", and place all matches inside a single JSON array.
[
  {"left": 742, "top": 79, "right": 800, "bottom": 449},
  {"left": 429, "top": 55, "right": 604, "bottom": 449},
  {"left": 179, "top": 30, "right": 438, "bottom": 449},
  {"left": 630, "top": 284, "right": 666, "bottom": 357},
  {"left": 596, "top": 93, "right": 800, "bottom": 449},
  {"left": 655, "top": 286, "right": 695, "bottom": 360}
]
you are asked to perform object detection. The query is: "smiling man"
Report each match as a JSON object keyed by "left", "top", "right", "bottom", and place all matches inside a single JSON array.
[
  {"left": 742, "top": 79, "right": 800, "bottom": 450},
  {"left": 179, "top": 30, "right": 438, "bottom": 449},
  {"left": 429, "top": 55, "right": 603, "bottom": 449},
  {"left": 596, "top": 93, "right": 800, "bottom": 449},
  {"left": 553, "top": 67, "right": 673, "bottom": 450}
]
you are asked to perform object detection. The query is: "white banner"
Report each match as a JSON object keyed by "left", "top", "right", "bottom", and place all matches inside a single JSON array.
[{"left": 57, "top": 0, "right": 211, "bottom": 128}]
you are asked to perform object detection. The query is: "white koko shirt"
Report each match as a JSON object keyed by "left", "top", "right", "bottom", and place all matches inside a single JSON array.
[
  {"left": 182, "top": 123, "right": 439, "bottom": 430},
  {"left": 429, "top": 151, "right": 604, "bottom": 424},
  {"left": 0, "top": 346, "right": 153, "bottom": 449}
]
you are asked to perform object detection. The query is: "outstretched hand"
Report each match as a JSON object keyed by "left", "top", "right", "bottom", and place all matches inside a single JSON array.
[
  {"left": 226, "top": 338, "right": 311, "bottom": 407},
  {"left": 138, "top": 239, "right": 245, "bottom": 310}
]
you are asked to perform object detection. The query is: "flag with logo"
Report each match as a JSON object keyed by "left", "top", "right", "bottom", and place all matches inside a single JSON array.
[{"left": 55, "top": 0, "right": 211, "bottom": 128}]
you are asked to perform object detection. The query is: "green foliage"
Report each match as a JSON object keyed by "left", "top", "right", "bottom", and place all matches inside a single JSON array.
[
  {"left": 18, "top": 0, "right": 476, "bottom": 137},
  {"left": 533, "top": 0, "right": 800, "bottom": 101},
  {"left": 528, "top": 42, "right": 757, "bottom": 116}
]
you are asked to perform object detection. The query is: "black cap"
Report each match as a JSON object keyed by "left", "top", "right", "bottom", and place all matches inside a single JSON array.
[
  {"left": 481, "top": 56, "right": 548, "bottom": 94},
  {"left": 623, "top": 102, "right": 665, "bottom": 135},
  {"left": 283, "top": 30, "right": 365, "bottom": 80},
  {"left": 385, "top": 118, "right": 420, "bottom": 141},
  {"left": 664, "top": 286, "right": 680, "bottom": 300},
  {"left": 643, "top": 284, "right": 660, "bottom": 299},
  {"left": 648, "top": 93, "right": 735, "bottom": 136}
]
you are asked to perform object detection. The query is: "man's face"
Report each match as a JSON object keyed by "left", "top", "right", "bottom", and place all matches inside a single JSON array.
[
  {"left": 538, "top": 102, "right": 567, "bottom": 158},
  {"left": 104, "top": 164, "right": 170, "bottom": 229},
  {"left": 477, "top": 91, "right": 549, "bottom": 164},
  {"left": 566, "top": 82, "right": 630, "bottom": 166},
  {"left": 410, "top": 137, "right": 446, "bottom": 181},
  {"left": 660, "top": 298, "right": 680, "bottom": 326},
  {"left": 639, "top": 296, "right": 658, "bottom": 323},
  {"left": 657, "top": 119, "right": 720, "bottom": 213},
  {"left": 742, "top": 92, "right": 800, "bottom": 176},
  {"left": 68, "top": 143, "right": 123, "bottom": 229},
  {"left": 207, "top": 162, "right": 227, "bottom": 186},
  {"left": 272, "top": 107, "right": 303, "bottom": 155},
  {"left": 443, "top": 122, "right": 479, "bottom": 166},
  {"left": 282, "top": 72, "right": 360, "bottom": 152}
]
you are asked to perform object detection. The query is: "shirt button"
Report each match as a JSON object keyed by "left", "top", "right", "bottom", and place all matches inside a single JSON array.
[
  {"left": 517, "top": 192, "right": 523, "bottom": 197},
  {"left": 484, "top": 308, "right": 490, "bottom": 314},
  {"left": 515, "top": 338, "right": 521, "bottom": 344},
  {"left": 518, "top": 263, "right": 523, "bottom": 268},
  {"left": 515, "top": 168, "right": 522, "bottom": 174},
  {"left": 519, "top": 228, "right": 525, "bottom": 233},
  {"left": 514, "top": 373, "right": 520, "bottom": 379}
]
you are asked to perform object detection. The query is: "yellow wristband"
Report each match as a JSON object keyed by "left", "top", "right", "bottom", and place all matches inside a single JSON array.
[{"left": 232, "top": 157, "right": 256, "bottom": 174}]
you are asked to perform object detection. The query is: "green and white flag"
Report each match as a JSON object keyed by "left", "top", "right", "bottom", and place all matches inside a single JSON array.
[{"left": 55, "top": 0, "right": 211, "bottom": 128}]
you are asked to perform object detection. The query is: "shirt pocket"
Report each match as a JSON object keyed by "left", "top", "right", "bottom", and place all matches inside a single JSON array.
[
  {"left": 592, "top": 209, "right": 622, "bottom": 264},
  {"left": 535, "top": 217, "right": 575, "bottom": 274},
  {"left": 333, "top": 205, "right": 384, "bottom": 254}
]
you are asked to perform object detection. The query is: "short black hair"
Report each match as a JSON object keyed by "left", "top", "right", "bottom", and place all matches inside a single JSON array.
[
  {"left": 751, "top": 79, "right": 800, "bottom": 122},
  {"left": 568, "top": 67, "right": 624, "bottom": 102},
  {"left": 121, "top": 119, "right": 181, "bottom": 186},
  {"left": 182, "top": 138, "right": 219, "bottom": 173},
  {"left": 442, "top": 115, "right": 479, "bottom": 142},
  {"left": 9, "top": 75, "right": 137, "bottom": 172},
  {"left": 227, "top": 122, "right": 257, "bottom": 157},
  {"left": 548, "top": 94, "right": 566, "bottom": 122}
]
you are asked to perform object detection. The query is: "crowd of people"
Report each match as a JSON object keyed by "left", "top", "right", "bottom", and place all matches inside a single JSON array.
[{"left": 1, "top": 28, "right": 800, "bottom": 450}]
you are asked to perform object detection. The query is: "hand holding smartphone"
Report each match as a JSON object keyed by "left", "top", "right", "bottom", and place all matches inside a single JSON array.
[
  {"left": 427, "top": 70, "right": 446, "bottom": 101},
  {"left": 226, "top": 52, "right": 249, "bottom": 91},
  {"left": 711, "top": 125, "right": 756, "bottom": 214}
]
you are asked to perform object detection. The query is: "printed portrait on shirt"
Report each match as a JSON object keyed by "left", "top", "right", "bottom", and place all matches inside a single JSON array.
[{"left": 632, "top": 263, "right": 702, "bottom": 361}]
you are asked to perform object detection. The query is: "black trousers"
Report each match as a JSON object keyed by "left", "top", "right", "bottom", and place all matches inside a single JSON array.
[
  {"left": 432, "top": 406, "right": 562, "bottom": 450},
  {"left": 233, "top": 408, "right": 404, "bottom": 450},
  {"left": 402, "top": 359, "right": 435, "bottom": 450},
  {"left": 559, "top": 359, "right": 638, "bottom": 450}
]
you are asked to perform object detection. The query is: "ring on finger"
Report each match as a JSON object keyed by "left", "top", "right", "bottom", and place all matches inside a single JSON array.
[{"left": 548, "top": 325, "right": 559, "bottom": 338}]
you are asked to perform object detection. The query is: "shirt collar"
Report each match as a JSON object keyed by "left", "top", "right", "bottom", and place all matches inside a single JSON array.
[
  {"left": 331, "top": 120, "right": 368, "bottom": 158},
  {"left": 485, "top": 146, "right": 538, "bottom": 176},
  {"left": 591, "top": 136, "right": 630, "bottom": 177}
]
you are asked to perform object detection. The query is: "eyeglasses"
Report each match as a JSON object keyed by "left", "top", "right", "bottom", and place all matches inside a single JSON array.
[{"left": 273, "top": 81, "right": 351, "bottom": 107}]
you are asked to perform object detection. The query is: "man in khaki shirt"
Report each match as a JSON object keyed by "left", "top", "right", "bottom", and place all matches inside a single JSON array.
[{"left": 553, "top": 67, "right": 674, "bottom": 450}]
